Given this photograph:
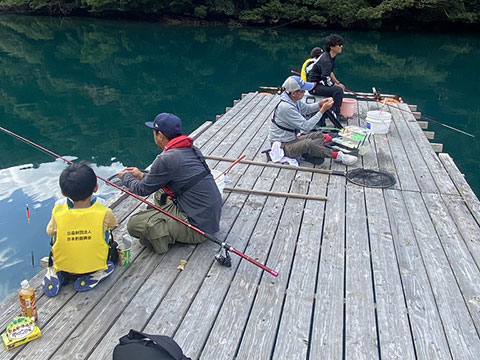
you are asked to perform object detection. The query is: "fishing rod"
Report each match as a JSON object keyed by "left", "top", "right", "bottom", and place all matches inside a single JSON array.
[
  {"left": 344, "top": 87, "right": 475, "bottom": 138},
  {"left": 0, "top": 126, "right": 279, "bottom": 277},
  {"left": 286, "top": 69, "right": 474, "bottom": 137}
]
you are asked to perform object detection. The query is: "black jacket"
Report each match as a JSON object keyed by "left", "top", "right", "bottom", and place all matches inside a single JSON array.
[{"left": 307, "top": 52, "right": 336, "bottom": 85}]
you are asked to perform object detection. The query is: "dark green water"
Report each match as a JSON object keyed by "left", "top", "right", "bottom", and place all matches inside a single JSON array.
[{"left": 1, "top": 15, "right": 479, "bottom": 301}]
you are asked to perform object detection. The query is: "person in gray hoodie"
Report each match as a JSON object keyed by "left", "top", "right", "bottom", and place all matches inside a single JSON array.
[
  {"left": 269, "top": 75, "right": 357, "bottom": 165},
  {"left": 118, "top": 113, "right": 222, "bottom": 254}
]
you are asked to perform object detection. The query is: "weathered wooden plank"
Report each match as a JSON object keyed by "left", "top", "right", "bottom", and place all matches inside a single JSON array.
[
  {"left": 384, "top": 189, "right": 451, "bottom": 359},
  {"left": 211, "top": 96, "right": 277, "bottom": 185},
  {"left": 205, "top": 94, "right": 277, "bottom": 170},
  {"left": 194, "top": 92, "right": 261, "bottom": 149},
  {"left": 201, "top": 94, "right": 275, "bottom": 158},
  {"left": 403, "top": 191, "right": 480, "bottom": 359},
  {"left": 423, "top": 131, "right": 435, "bottom": 140},
  {"left": 411, "top": 111, "right": 421, "bottom": 120},
  {"left": 356, "top": 100, "right": 381, "bottom": 172},
  {"left": 180, "top": 131, "right": 286, "bottom": 357},
  {"left": 430, "top": 143, "right": 443, "bottom": 153},
  {"left": 417, "top": 121, "right": 428, "bottom": 129},
  {"left": 140, "top": 197, "right": 243, "bottom": 338},
  {"left": 399, "top": 103, "right": 457, "bottom": 195},
  {"left": 361, "top": 100, "right": 404, "bottom": 191},
  {"left": 178, "top": 176, "right": 290, "bottom": 359},
  {"left": 199, "top": 147, "right": 296, "bottom": 360},
  {"left": 174, "top": 132, "right": 285, "bottom": 358},
  {"left": 189, "top": 120, "right": 213, "bottom": 140},
  {"left": 422, "top": 193, "right": 480, "bottom": 336},
  {"left": 50, "top": 248, "right": 165, "bottom": 360},
  {"left": 379, "top": 104, "right": 420, "bottom": 192},
  {"left": 441, "top": 194, "right": 480, "bottom": 273},
  {"left": 86, "top": 244, "right": 195, "bottom": 360},
  {"left": 387, "top": 103, "right": 438, "bottom": 193},
  {"left": 439, "top": 153, "right": 480, "bottom": 227},
  {"left": 1, "top": 233, "right": 147, "bottom": 360},
  {"left": 345, "top": 185, "right": 378, "bottom": 360},
  {"left": 141, "top": 244, "right": 219, "bottom": 336},
  {"left": 234, "top": 179, "right": 309, "bottom": 360},
  {"left": 309, "top": 182, "right": 346, "bottom": 359},
  {"left": 271, "top": 172, "right": 327, "bottom": 359},
  {"left": 365, "top": 188, "right": 416, "bottom": 360},
  {"left": 196, "top": 91, "right": 258, "bottom": 147}
]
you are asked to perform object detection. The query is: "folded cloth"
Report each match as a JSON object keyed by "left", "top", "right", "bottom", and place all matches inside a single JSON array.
[
  {"left": 269, "top": 142, "right": 299, "bottom": 166},
  {"left": 334, "top": 151, "right": 358, "bottom": 166}
]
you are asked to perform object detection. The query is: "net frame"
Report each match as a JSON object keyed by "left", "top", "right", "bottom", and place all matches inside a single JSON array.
[{"left": 345, "top": 168, "right": 396, "bottom": 188}]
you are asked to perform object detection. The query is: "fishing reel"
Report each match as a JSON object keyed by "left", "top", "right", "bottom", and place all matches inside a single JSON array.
[{"left": 215, "top": 247, "right": 232, "bottom": 267}]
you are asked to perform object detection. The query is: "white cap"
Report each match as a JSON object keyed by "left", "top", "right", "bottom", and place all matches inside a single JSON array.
[{"left": 282, "top": 75, "right": 315, "bottom": 93}]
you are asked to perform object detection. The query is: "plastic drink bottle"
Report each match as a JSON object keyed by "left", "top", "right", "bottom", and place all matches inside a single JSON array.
[{"left": 19, "top": 280, "right": 38, "bottom": 321}]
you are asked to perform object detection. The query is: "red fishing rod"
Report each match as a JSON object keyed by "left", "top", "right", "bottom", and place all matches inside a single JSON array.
[{"left": 0, "top": 126, "right": 278, "bottom": 277}]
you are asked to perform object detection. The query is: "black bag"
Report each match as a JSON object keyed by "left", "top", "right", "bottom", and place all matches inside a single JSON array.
[
  {"left": 113, "top": 329, "right": 191, "bottom": 360},
  {"left": 107, "top": 230, "right": 119, "bottom": 265}
]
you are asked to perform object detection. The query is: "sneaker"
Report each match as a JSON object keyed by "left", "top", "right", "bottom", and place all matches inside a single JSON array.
[
  {"left": 42, "top": 267, "right": 67, "bottom": 297},
  {"left": 73, "top": 261, "right": 115, "bottom": 292},
  {"left": 335, "top": 151, "right": 358, "bottom": 166}
]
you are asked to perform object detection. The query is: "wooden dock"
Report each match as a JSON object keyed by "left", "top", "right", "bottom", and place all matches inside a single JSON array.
[{"left": 1, "top": 92, "right": 480, "bottom": 359}]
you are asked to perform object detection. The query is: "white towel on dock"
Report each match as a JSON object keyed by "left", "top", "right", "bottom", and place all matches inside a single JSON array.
[{"left": 269, "top": 142, "right": 298, "bottom": 166}]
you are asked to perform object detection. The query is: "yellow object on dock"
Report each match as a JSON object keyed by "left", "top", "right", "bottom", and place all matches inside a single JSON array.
[{"left": 2, "top": 317, "right": 41, "bottom": 351}]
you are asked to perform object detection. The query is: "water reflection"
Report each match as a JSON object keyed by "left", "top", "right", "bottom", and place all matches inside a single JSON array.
[
  {"left": 0, "top": 158, "right": 124, "bottom": 202},
  {"left": 0, "top": 159, "right": 124, "bottom": 301},
  {"left": 0, "top": 14, "right": 479, "bottom": 301}
]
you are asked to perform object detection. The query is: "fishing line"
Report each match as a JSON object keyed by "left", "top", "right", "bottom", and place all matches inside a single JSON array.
[
  {"left": 276, "top": 71, "right": 474, "bottom": 138},
  {"left": 0, "top": 126, "right": 279, "bottom": 277},
  {"left": 344, "top": 87, "right": 475, "bottom": 138}
]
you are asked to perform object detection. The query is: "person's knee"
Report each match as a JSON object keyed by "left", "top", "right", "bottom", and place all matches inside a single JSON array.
[
  {"left": 150, "top": 236, "right": 171, "bottom": 254},
  {"left": 126, "top": 215, "right": 141, "bottom": 237},
  {"left": 304, "top": 138, "right": 316, "bottom": 154},
  {"left": 333, "top": 86, "right": 343, "bottom": 96}
]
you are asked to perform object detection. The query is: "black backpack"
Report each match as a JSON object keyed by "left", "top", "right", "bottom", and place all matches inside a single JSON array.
[{"left": 113, "top": 329, "right": 191, "bottom": 360}]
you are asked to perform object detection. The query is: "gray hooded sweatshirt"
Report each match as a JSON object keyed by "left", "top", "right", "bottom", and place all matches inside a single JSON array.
[{"left": 269, "top": 93, "right": 325, "bottom": 143}]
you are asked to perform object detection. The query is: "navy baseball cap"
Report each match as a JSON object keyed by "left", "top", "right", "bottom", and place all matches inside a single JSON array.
[{"left": 145, "top": 113, "right": 182, "bottom": 138}]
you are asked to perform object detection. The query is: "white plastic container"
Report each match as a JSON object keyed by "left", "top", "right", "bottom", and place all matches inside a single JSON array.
[
  {"left": 366, "top": 110, "right": 392, "bottom": 135},
  {"left": 210, "top": 170, "right": 225, "bottom": 194}
]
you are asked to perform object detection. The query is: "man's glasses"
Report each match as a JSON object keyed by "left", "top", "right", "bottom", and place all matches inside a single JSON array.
[{"left": 337, "top": 44, "right": 343, "bottom": 47}]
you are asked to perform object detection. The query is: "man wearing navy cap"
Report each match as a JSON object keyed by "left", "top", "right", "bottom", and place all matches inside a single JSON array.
[{"left": 118, "top": 113, "right": 222, "bottom": 254}]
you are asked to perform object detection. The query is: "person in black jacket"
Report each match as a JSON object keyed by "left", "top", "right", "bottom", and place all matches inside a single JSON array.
[{"left": 307, "top": 34, "right": 347, "bottom": 121}]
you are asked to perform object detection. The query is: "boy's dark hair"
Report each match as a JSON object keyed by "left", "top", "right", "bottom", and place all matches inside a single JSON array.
[
  {"left": 59, "top": 162, "right": 97, "bottom": 201},
  {"left": 310, "top": 47, "right": 323, "bottom": 58},
  {"left": 325, "top": 34, "right": 344, "bottom": 52}
]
